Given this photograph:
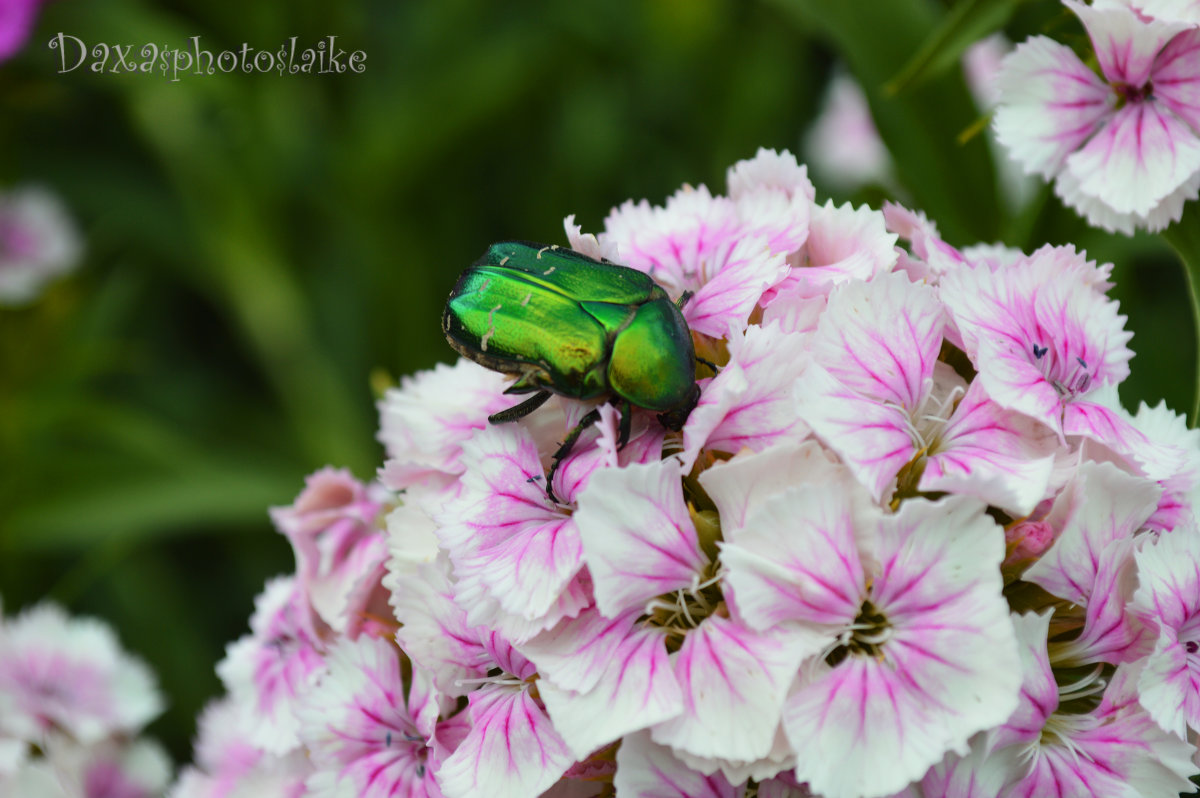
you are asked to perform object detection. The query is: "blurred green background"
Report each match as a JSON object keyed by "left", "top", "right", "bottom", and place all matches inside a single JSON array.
[{"left": 0, "top": 0, "right": 1189, "bottom": 764}]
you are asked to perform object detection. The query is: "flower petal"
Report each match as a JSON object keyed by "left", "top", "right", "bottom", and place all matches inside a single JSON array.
[
  {"left": 536, "top": 620, "right": 683, "bottom": 759},
  {"left": 651, "top": 616, "right": 813, "bottom": 763},
  {"left": 1064, "top": 101, "right": 1200, "bottom": 216},
  {"left": 920, "top": 380, "right": 1059, "bottom": 516},
  {"left": 613, "top": 731, "right": 741, "bottom": 798},
  {"left": 436, "top": 685, "right": 574, "bottom": 798},
  {"left": 574, "top": 460, "right": 707, "bottom": 618},
  {"left": 993, "top": 36, "right": 1111, "bottom": 178}
]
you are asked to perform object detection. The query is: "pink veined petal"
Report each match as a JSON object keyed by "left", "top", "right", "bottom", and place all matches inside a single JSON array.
[
  {"left": 1024, "top": 461, "right": 1161, "bottom": 606},
  {"left": 613, "top": 731, "right": 742, "bottom": 798},
  {"left": 727, "top": 147, "right": 816, "bottom": 203},
  {"left": 650, "top": 616, "right": 817, "bottom": 763},
  {"left": 683, "top": 237, "right": 790, "bottom": 337},
  {"left": 1066, "top": 0, "right": 1189, "bottom": 86},
  {"left": 679, "top": 321, "right": 811, "bottom": 471},
  {"left": 977, "top": 340, "right": 1069, "bottom": 436},
  {"left": 298, "top": 637, "right": 441, "bottom": 798},
  {"left": 1152, "top": 27, "right": 1200, "bottom": 131},
  {"left": 920, "top": 380, "right": 1059, "bottom": 516},
  {"left": 377, "top": 359, "right": 514, "bottom": 489},
  {"left": 574, "top": 460, "right": 707, "bottom": 619},
  {"left": 1064, "top": 398, "right": 1190, "bottom": 482},
  {"left": 1138, "top": 631, "right": 1200, "bottom": 737},
  {"left": 1064, "top": 538, "right": 1148, "bottom": 665},
  {"left": 993, "top": 36, "right": 1112, "bottom": 178},
  {"left": 1132, "top": 529, "right": 1200, "bottom": 733},
  {"left": 436, "top": 425, "right": 584, "bottom": 635},
  {"left": 732, "top": 188, "right": 811, "bottom": 258},
  {"left": 436, "top": 685, "right": 574, "bottom": 798},
  {"left": 698, "top": 440, "right": 845, "bottom": 544},
  {"left": 386, "top": 527, "right": 492, "bottom": 696},
  {"left": 536, "top": 621, "right": 683, "bottom": 760},
  {"left": 794, "top": 362, "right": 917, "bottom": 503},
  {"left": 1053, "top": 166, "right": 1141, "bottom": 235},
  {"left": 800, "top": 201, "right": 898, "bottom": 285},
  {"left": 720, "top": 483, "right": 866, "bottom": 632},
  {"left": 768, "top": 200, "right": 897, "bottom": 301},
  {"left": 1064, "top": 100, "right": 1200, "bottom": 216},
  {"left": 811, "top": 272, "right": 944, "bottom": 410},
  {"left": 602, "top": 185, "right": 741, "bottom": 297},
  {"left": 518, "top": 607, "right": 639, "bottom": 694},
  {"left": 783, "top": 497, "right": 1020, "bottom": 798},
  {"left": 1002, "top": 660, "right": 1199, "bottom": 798}
]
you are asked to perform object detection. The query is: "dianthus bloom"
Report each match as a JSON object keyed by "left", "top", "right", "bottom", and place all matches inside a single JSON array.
[
  {"left": 994, "top": 0, "right": 1200, "bottom": 233},
  {"left": 0, "top": 185, "right": 82, "bottom": 303},
  {"left": 0, "top": 601, "right": 172, "bottom": 798},
  {"left": 174, "top": 147, "right": 1200, "bottom": 797}
]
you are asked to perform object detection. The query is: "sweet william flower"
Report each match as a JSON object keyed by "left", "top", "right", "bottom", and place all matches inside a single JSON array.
[
  {"left": 298, "top": 636, "right": 467, "bottom": 798},
  {"left": 0, "top": 186, "right": 82, "bottom": 303},
  {"left": 0, "top": 602, "right": 163, "bottom": 747},
  {"left": 994, "top": 0, "right": 1200, "bottom": 233},
  {"left": 720, "top": 483, "right": 1021, "bottom": 798}
]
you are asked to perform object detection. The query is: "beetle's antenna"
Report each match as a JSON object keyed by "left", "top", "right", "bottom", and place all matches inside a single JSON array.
[{"left": 676, "top": 291, "right": 695, "bottom": 310}]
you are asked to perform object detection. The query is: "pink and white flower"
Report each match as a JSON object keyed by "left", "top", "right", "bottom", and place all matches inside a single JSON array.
[
  {"left": 994, "top": 0, "right": 1200, "bottom": 233},
  {"left": 299, "top": 636, "right": 466, "bottom": 798},
  {"left": 939, "top": 244, "right": 1134, "bottom": 444},
  {"left": 215, "top": 577, "right": 326, "bottom": 755},
  {"left": 0, "top": 186, "right": 82, "bottom": 303},
  {"left": 797, "top": 271, "right": 1057, "bottom": 512},
  {"left": 721, "top": 488, "right": 1021, "bottom": 798},
  {"left": 0, "top": 602, "right": 162, "bottom": 747},
  {"left": 949, "top": 611, "right": 1197, "bottom": 797},
  {"left": 270, "top": 467, "right": 388, "bottom": 636}
]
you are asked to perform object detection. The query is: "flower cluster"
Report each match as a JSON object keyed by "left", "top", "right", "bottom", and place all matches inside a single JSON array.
[
  {"left": 0, "top": 601, "right": 171, "bottom": 798},
  {"left": 176, "top": 147, "right": 1200, "bottom": 798},
  {"left": 994, "top": 0, "right": 1200, "bottom": 233}
]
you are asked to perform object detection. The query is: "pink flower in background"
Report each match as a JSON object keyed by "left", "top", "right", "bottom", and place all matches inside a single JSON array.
[
  {"left": 994, "top": 0, "right": 1200, "bottom": 233},
  {"left": 0, "top": 603, "right": 162, "bottom": 746},
  {"left": 0, "top": 602, "right": 170, "bottom": 798},
  {"left": 0, "top": 186, "right": 82, "bottom": 303},
  {"left": 0, "top": 0, "right": 43, "bottom": 63}
]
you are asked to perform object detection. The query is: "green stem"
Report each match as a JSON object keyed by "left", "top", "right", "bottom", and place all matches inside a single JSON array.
[{"left": 1161, "top": 202, "right": 1200, "bottom": 428}]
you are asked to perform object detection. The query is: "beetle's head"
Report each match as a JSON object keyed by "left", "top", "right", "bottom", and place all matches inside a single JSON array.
[{"left": 656, "top": 383, "right": 700, "bottom": 432}]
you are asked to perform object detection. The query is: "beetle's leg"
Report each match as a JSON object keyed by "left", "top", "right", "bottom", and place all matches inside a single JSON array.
[
  {"left": 545, "top": 407, "right": 602, "bottom": 503},
  {"left": 488, "top": 390, "right": 552, "bottom": 424},
  {"left": 676, "top": 290, "right": 695, "bottom": 311},
  {"left": 617, "top": 399, "right": 632, "bottom": 450},
  {"left": 696, "top": 356, "right": 719, "bottom": 376}
]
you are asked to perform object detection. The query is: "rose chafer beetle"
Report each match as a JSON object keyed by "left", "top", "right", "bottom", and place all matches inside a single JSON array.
[{"left": 442, "top": 240, "right": 701, "bottom": 500}]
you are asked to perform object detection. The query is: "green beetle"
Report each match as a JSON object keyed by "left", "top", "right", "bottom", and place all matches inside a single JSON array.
[{"left": 443, "top": 240, "right": 701, "bottom": 500}]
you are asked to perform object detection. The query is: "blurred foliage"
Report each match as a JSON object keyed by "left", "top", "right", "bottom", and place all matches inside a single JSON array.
[{"left": 0, "top": 0, "right": 1189, "bottom": 766}]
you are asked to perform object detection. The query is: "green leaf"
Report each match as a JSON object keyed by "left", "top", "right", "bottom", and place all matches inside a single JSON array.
[
  {"left": 3, "top": 464, "right": 299, "bottom": 552},
  {"left": 1161, "top": 202, "right": 1200, "bottom": 426},
  {"left": 885, "top": 0, "right": 1025, "bottom": 96},
  {"left": 771, "top": 0, "right": 1001, "bottom": 243}
]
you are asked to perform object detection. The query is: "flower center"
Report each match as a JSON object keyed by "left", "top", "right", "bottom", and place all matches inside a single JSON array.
[
  {"left": 1113, "top": 81, "right": 1152, "bottom": 106},
  {"left": 1031, "top": 342, "right": 1094, "bottom": 397},
  {"left": 825, "top": 599, "right": 892, "bottom": 667},
  {"left": 643, "top": 569, "right": 725, "bottom": 651}
]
